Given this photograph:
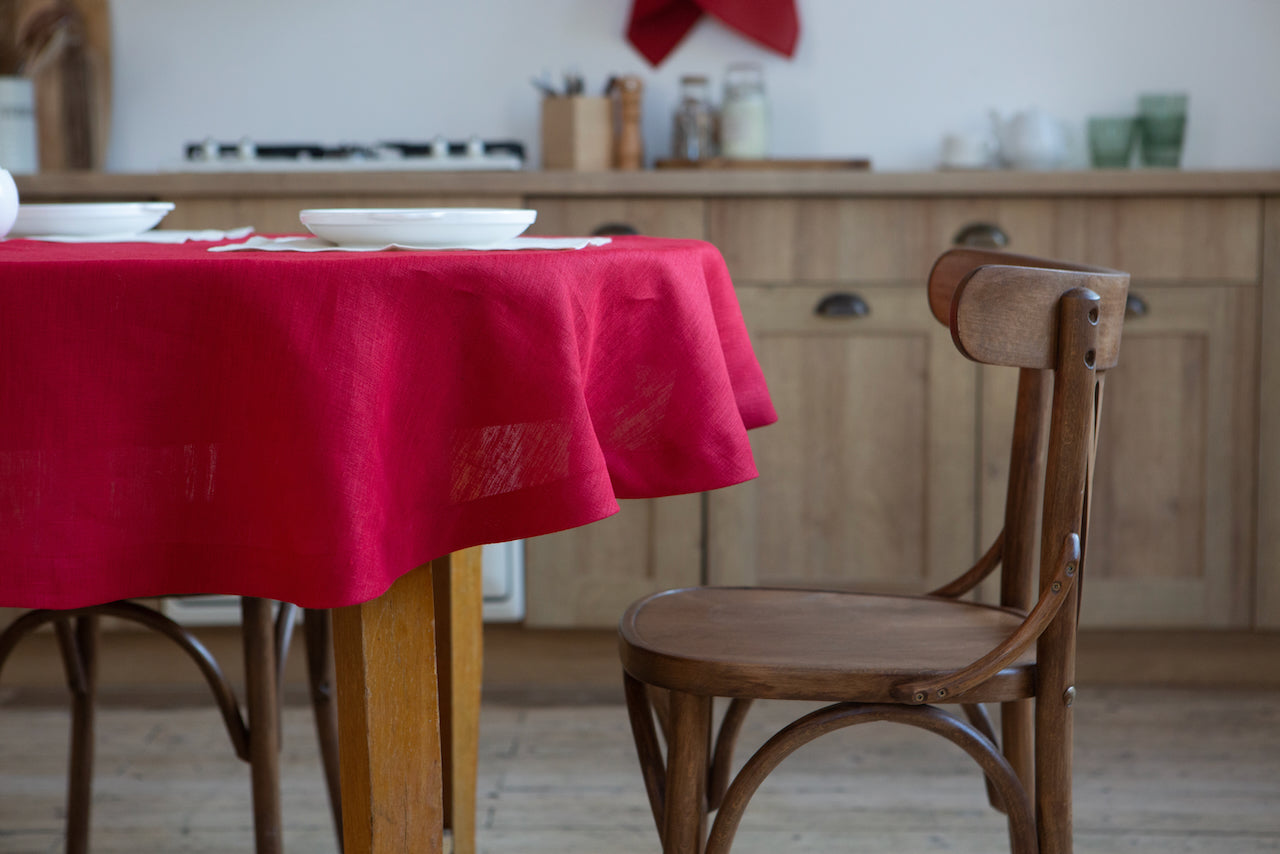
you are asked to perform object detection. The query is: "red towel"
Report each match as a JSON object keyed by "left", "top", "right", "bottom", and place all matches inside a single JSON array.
[{"left": 627, "top": 0, "right": 800, "bottom": 66}]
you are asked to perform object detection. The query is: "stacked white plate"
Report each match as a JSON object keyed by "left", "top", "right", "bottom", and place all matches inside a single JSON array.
[
  {"left": 299, "top": 208, "right": 536, "bottom": 248},
  {"left": 9, "top": 202, "right": 175, "bottom": 237}
]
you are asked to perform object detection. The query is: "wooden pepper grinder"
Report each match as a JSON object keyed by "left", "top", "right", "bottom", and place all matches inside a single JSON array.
[{"left": 612, "top": 75, "right": 644, "bottom": 170}]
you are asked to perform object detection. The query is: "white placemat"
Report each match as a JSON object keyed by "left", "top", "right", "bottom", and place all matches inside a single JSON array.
[
  {"left": 15, "top": 227, "right": 255, "bottom": 244},
  {"left": 208, "top": 235, "right": 612, "bottom": 253}
]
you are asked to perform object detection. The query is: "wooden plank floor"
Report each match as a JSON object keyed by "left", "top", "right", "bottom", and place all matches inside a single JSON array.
[{"left": 1, "top": 687, "right": 1277, "bottom": 853}]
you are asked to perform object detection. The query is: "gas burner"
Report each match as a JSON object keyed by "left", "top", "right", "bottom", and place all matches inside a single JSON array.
[{"left": 174, "top": 137, "right": 525, "bottom": 172}]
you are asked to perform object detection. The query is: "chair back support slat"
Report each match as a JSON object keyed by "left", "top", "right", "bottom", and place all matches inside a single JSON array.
[{"left": 1000, "top": 368, "right": 1052, "bottom": 612}]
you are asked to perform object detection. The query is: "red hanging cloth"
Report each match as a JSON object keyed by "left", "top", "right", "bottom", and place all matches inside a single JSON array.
[{"left": 626, "top": 0, "right": 800, "bottom": 66}]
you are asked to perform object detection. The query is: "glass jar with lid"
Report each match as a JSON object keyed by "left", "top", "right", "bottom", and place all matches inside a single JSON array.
[
  {"left": 671, "top": 75, "right": 717, "bottom": 162},
  {"left": 719, "top": 62, "right": 769, "bottom": 160}
]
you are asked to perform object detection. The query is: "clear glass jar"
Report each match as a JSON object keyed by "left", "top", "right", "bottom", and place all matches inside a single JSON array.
[
  {"left": 671, "top": 75, "right": 716, "bottom": 162},
  {"left": 720, "top": 63, "right": 768, "bottom": 160}
]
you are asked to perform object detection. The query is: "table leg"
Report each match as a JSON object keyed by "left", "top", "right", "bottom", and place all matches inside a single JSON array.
[
  {"left": 433, "top": 547, "right": 484, "bottom": 854},
  {"left": 333, "top": 560, "right": 446, "bottom": 854}
]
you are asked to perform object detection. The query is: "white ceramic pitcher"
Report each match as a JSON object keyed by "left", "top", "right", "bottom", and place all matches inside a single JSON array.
[{"left": 991, "top": 108, "right": 1069, "bottom": 170}]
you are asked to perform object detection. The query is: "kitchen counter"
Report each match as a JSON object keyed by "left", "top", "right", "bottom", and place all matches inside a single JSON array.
[{"left": 13, "top": 168, "right": 1280, "bottom": 200}]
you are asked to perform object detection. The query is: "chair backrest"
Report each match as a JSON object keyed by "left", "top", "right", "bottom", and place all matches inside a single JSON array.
[{"left": 926, "top": 248, "right": 1130, "bottom": 613}]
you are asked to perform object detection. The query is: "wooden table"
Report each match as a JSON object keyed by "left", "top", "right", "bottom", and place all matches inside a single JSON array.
[{"left": 0, "top": 234, "right": 775, "bottom": 853}]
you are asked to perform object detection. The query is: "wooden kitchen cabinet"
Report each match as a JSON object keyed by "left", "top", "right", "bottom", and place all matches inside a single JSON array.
[
  {"left": 981, "top": 284, "right": 1259, "bottom": 627},
  {"left": 706, "top": 285, "right": 977, "bottom": 593},
  {"left": 705, "top": 196, "right": 1263, "bottom": 629},
  {"left": 524, "top": 196, "right": 705, "bottom": 239},
  {"left": 976, "top": 198, "right": 1262, "bottom": 628},
  {"left": 521, "top": 197, "right": 706, "bottom": 626}
]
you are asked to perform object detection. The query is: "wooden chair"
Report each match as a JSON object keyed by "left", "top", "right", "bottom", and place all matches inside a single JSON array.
[
  {"left": 618, "top": 248, "right": 1130, "bottom": 854},
  {"left": 0, "top": 550, "right": 484, "bottom": 854}
]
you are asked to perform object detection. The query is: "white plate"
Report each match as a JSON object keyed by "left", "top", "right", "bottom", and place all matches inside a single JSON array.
[
  {"left": 9, "top": 202, "right": 176, "bottom": 237},
  {"left": 299, "top": 208, "right": 537, "bottom": 248}
]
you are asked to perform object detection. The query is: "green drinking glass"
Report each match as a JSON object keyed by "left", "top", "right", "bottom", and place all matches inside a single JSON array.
[
  {"left": 1088, "top": 116, "right": 1137, "bottom": 168},
  {"left": 1137, "top": 93, "right": 1188, "bottom": 168}
]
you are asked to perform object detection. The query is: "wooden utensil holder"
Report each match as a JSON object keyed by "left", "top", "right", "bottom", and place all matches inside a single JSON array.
[{"left": 541, "top": 96, "right": 613, "bottom": 171}]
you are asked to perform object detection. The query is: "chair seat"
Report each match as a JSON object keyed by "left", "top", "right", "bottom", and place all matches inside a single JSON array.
[{"left": 619, "top": 587, "right": 1037, "bottom": 704}]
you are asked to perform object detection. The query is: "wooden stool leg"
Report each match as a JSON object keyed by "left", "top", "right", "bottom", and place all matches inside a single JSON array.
[
  {"left": 242, "top": 598, "right": 283, "bottom": 854},
  {"left": 305, "top": 608, "right": 345, "bottom": 850},
  {"left": 62, "top": 615, "right": 99, "bottom": 854},
  {"left": 662, "top": 691, "right": 712, "bottom": 854},
  {"left": 433, "top": 547, "right": 484, "bottom": 854}
]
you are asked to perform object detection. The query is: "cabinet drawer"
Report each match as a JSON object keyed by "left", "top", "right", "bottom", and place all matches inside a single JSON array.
[
  {"left": 525, "top": 197, "right": 705, "bottom": 239},
  {"left": 707, "top": 197, "right": 1261, "bottom": 285}
]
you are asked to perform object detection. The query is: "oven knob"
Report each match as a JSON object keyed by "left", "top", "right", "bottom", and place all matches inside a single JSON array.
[
  {"left": 200, "top": 137, "right": 220, "bottom": 161},
  {"left": 237, "top": 137, "right": 257, "bottom": 160},
  {"left": 466, "top": 136, "right": 485, "bottom": 158},
  {"left": 430, "top": 136, "right": 449, "bottom": 158}
]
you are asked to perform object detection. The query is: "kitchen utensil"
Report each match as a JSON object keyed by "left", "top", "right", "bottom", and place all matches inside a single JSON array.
[
  {"left": 612, "top": 75, "right": 644, "bottom": 170},
  {"left": 299, "top": 208, "right": 537, "bottom": 248},
  {"left": 9, "top": 202, "right": 174, "bottom": 237},
  {"left": 671, "top": 75, "right": 716, "bottom": 162}
]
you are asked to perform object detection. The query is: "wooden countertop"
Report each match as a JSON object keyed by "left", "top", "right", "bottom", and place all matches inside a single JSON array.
[{"left": 13, "top": 169, "right": 1280, "bottom": 200}]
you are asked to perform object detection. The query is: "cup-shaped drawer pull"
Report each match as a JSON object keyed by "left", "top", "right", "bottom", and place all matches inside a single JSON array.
[
  {"left": 1125, "top": 293, "right": 1149, "bottom": 318},
  {"left": 814, "top": 292, "right": 870, "bottom": 318},
  {"left": 591, "top": 222, "right": 639, "bottom": 236},
  {"left": 952, "top": 222, "right": 1010, "bottom": 248}
]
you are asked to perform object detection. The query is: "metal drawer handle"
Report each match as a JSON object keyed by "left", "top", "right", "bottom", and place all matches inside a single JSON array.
[
  {"left": 952, "top": 222, "right": 1010, "bottom": 249},
  {"left": 815, "top": 292, "right": 870, "bottom": 318},
  {"left": 1125, "top": 294, "right": 1149, "bottom": 318},
  {"left": 591, "top": 222, "right": 639, "bottom": 236}
]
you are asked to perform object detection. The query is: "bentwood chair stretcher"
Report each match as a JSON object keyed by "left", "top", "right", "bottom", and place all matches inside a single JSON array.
[{"left": 0, "top": 234, "right": 777, "bottom": 854}]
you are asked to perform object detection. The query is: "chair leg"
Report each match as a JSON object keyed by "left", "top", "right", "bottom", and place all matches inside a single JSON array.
[
  {"left": 304, "top": 608, "right": 345, "bottom": 851},
  {"left": 433, "top": 547, "right": 484, "bottom": 854},
  {"left": 242, "top": 598, "right": 283, "bottom": 854},
  {"left": 623, "top": 672, "right": 667, "bottom": 835},
  {"left": 1035, "top": 621, "right": 1078, "bottom": 854},
  {"left": 59, "top": 616, "right": 99, "bottom": 854},
  {"left": 662, "top": 691, "right": 712, "bottom": 854},
  {"left": 1003, "top": 698, "right": 1035, "bottom": 806}
]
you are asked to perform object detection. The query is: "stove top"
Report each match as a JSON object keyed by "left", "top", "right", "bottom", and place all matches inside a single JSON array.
[{"left": 172, "top": 137, "right": 525, "bottom": 172}]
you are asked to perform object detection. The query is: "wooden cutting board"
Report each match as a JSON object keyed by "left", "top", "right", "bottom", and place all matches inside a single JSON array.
[
  {"left": 654, "top": 157, "right": 871, "bottom": 170},
  {"left": 19, "top": 0, "right": 111, "bottom": 170}
]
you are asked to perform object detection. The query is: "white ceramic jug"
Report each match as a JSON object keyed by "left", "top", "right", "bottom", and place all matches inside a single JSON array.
[
  {"left": 0, "top": 168, "right": 19, "bottom": 238},
  {"left": 991, "top": 109, "right": 1069, "bottom": 170}
]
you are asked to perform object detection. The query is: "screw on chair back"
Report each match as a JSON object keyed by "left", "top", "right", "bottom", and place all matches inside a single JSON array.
[{"left": 618, "top": 248, "right": 1130, "bottom": 854}]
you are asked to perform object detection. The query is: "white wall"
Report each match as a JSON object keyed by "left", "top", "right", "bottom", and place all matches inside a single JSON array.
[{"left": 107, "top": 0, "right": 1280, "bottom": 172}]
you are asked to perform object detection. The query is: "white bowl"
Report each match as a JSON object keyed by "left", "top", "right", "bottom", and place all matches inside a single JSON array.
[
  {"left": 299, "top": 208, "right": 537, "bottom": 248},
  {"left": 9, "top": 202, "right": 175, "bottom": 237}
]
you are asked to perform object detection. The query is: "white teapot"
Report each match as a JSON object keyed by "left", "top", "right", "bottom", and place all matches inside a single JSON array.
[
  {"left": 0, "top": 168, "right": 17, "bottom": 238},
  {"left": 991, "top": 109, "right": 1069, "bottom": 170}
]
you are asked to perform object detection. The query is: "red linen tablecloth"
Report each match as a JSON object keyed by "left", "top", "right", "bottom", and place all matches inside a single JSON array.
[{"left": 0, "top": 235, "right": 775, "bottom": 609}]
